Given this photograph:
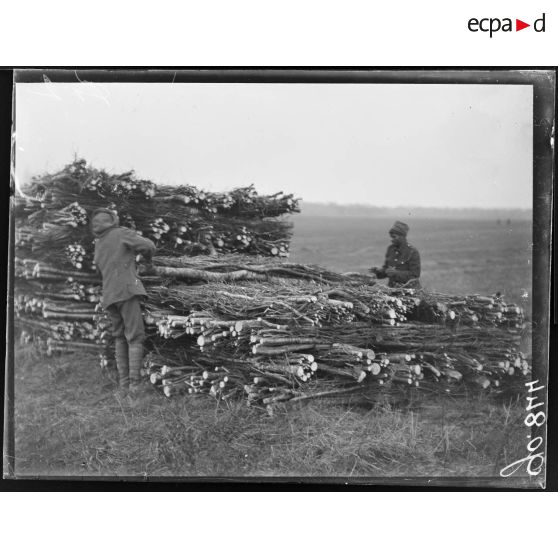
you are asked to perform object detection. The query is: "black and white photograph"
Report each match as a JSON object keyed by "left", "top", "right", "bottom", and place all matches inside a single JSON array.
[{"left": 5, "top": 69, "right": 554, "bottom": 485}]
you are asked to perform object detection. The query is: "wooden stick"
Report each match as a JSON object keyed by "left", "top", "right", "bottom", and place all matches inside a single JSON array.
[
  {"left": 252, "top": 343, "right": 330, "bottom": 355},
  {"left": 318, "top": 363, "right": 366, "bottom": 383},
  {"left": 155, "top": 266, "right": 262, "bottom": 282}
]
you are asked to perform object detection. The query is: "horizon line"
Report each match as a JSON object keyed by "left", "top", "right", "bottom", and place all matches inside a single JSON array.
[{"left": 299, "top": 201, "right": 532, "bottom": 211}]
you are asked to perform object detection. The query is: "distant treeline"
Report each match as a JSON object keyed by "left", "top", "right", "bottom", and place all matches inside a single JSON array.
[{"left": 297, "top": 202, "right": 532, "bottom": 221}]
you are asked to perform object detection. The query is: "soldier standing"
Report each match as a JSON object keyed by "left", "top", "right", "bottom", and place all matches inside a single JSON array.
[{"left": 91, "top": 208, "right": 156, "bottom": 396}]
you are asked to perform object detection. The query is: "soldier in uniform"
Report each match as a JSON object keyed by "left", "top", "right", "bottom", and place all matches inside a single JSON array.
[
  {"left": 91, "top": 208, "right": 156, "bottom": 395},
  {"left": 370, "top": 221, "right": 421, "bottom": 288}
]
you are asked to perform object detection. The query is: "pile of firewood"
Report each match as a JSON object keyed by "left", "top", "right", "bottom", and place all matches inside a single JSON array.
[
  {"left": 14, "top": 161, "right": 531, "bottom": 411},
  {"left": 140, "top": 282, "right": 530, "bottom": 406},
  {"left": 16, "top": 159, "right": 299, "bottom": 265}
]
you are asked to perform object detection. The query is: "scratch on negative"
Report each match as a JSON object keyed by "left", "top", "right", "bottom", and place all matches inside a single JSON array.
[
  {"left": 29, "top": 74, "right": 63, "bottom": 100},
  {"left": 74, "top": 70, "right": 111, "bottom": 107}
]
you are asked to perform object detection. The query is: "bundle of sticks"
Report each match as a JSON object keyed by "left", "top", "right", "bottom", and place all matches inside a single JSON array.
[
  {"left": 150, "top": 254, "right": 368, "bottom": 284},
  {"left": 415, "top": 292, "right": 525, "bottom": 328},
  {"left": 17, "top": 160, "right": 300, "bottom": 265},
  {"left": 146, "top": 304, "right": 530, "bottom": 405},
  {"left": 14, "top": 160, "right": 531, "bottom": 410},
  {"left": 15, "top": 253, "right": 530, "bottom": 405},
  {"left": 14, "top": 256, "right": 110, "bottom": 363}
]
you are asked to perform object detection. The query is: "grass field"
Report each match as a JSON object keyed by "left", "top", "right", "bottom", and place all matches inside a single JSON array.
[{"left": 8, "top": 217, "right": 536, "bottom": 484}]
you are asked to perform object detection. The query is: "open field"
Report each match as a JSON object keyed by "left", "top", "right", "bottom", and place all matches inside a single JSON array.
[
  {"left": 289, "top": 217, "right": 532, "bottom": 308},
  {"left": 9, "top": 217, "right": 535, "bottom": 483}
]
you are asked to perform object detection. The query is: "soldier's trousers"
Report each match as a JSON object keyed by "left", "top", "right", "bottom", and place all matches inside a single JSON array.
[{"left": 106, "top": 296, "right": 146, "bottom": 345}]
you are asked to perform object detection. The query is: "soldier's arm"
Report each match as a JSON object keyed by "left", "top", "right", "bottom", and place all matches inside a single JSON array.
[
  {"left": 92, "top": 243, "right": 103, "bottom": 277},
  {"left": 121, "top": 228, "right": 156, "bottom": 258},
  {"left": 372, "top": 248, "right": 391, "bottom": 278}
]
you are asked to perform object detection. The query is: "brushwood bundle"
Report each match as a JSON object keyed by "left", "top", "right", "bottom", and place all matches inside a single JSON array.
[
  {"left": 16, "top": 159, "right": 300, "bottom": 267},
  {"left": 14, "top": 160, "right": 531, "bottom": 412},
  {"left": 141, "top": 282, "right": 530, "bottom": 406}
]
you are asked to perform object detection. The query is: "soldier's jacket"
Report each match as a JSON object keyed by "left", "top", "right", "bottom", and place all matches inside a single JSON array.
[
  {"left": 94, "top": 226, "right": 156, "bottom": 309},
  {"left": 376, "top": 242, "right": 421, "bottom": 287}
]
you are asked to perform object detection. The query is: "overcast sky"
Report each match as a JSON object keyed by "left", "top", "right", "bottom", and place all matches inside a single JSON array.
[{"left": 15, "top": 82, "right": 533, "bottom": 208}]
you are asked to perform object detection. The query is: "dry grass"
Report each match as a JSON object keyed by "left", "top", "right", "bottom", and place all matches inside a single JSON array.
[{"left": 10, "top": 348, "right": 534, "bottom": 485}]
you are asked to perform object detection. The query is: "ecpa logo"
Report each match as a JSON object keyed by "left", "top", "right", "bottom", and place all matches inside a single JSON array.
[{"left": 468, "top": 13, "right": 546, "bottom": 37}]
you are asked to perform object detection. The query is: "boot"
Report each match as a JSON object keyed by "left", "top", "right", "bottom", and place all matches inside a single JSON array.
[
  {"left": 128, "top": 343, "right": 144, "bottom": 391},
  {"left": 114, "top": 338, "right": 130, "bottom": 390}
]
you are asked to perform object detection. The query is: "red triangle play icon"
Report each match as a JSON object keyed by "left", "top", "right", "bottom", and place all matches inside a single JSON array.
[{"left": 516, "top": 19, "right": 530, "bottom": 31}]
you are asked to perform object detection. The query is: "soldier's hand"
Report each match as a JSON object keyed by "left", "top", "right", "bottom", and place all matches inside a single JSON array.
[
  {"left": 385, "top": 267, "right": 397, "bottom": 277},
  {"left": 138, "top": 261, "right": 158, "bottom": 275},
  {"left": 369, "top": 267, "right": 380, "bottom": 275},
  {"left": 144, "top": 263, "right": 158, "bottom": 276}
]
